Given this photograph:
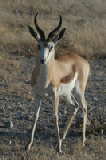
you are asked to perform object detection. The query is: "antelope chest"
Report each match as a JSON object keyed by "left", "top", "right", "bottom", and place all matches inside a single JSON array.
[
  {"left": 32, "top": 84, "right": 55, "bottom": 97},
  {"left": 32, "top": 81, "right": 76, "bottom": 98},
  {"left": 32, "top": 76, "right": 77, "bottom": 98},
  {"left": 32, "top": 71, "right": 78, "bottom": 97}
]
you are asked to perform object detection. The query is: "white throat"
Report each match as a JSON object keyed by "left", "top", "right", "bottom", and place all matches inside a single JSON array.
[{"left": 37, "top": 62, "right": 49, "bottom": 89}]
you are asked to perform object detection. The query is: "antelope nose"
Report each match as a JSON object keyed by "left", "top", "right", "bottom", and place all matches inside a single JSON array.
[{"left": 40, "top": 60, "right": 45, "bottom": 64}]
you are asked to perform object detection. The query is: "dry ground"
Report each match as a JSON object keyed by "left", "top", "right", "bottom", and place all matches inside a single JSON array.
[
  {"left": 0, "top": 55, "right": 106, "bottom": 160},
  {"left": 0, "top": 0, "right": 106, "bottom": 160}
]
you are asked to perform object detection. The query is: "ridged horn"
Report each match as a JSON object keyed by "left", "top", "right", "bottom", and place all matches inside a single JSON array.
[
  {"left": 34, "top": 12, "right": 45, "bottom": 41},
  {"left": 47, "top": 15, "right": 62, "bottom": 41}
]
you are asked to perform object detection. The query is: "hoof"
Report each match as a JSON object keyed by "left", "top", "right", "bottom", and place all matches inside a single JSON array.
[
  {"left": 25, "top": 144, "right": 31, "bottom": 151},
  {"left": 83, "top": 137, "right": 86, "bottom": 147},
  {"left": 57, "top": 146, "right": 62, "bottom": 153},
  {"left": 57, "top": 139, "right": 63, "bottom": 153},
  {"left": 59, "top": 151, "right": 64, "bottom": 156},
  {"left": 57, "top": 149, "right": 62, "bottom": 154},
  {"left": 56, "top": 149, "right": 64, "bottom": 156},
  {"left": 83, "top": 143, "right": 85, "bottom": 147}
]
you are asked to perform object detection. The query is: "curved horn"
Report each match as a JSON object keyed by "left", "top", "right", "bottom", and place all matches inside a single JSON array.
[
  {"left": 34, "top": 12, "right": 45, "bottom": 41},
  {"left": 47, "top": 15, "right": 62, "bottom": 41}
]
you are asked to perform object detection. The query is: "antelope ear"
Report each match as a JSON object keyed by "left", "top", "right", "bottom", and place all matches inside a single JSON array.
[
  {"left": 28, "top": 25, "right": 40, "bottom": 42},
  {"left": 53, "top": 28, "right": 66, "bottom": 45}
]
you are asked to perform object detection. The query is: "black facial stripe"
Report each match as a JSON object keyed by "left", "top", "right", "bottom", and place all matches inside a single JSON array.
[{"left": 49, "top": 47, "right": 52, "bottom": 52}]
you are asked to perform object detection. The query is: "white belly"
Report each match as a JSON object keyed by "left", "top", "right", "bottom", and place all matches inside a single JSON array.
[
  {"left": 32, "top": 73, "right": 77, "bottom": 98},
  {"left": 59, "top": 76, "right": 76, "bottom": 96},
  {"left": 59, "top": 82, "right": 75, "bottom": 96}
]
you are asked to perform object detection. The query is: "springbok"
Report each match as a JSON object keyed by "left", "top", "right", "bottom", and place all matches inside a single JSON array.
[{"left": 26, "top": 13, "right": 90, "bottom": 152}]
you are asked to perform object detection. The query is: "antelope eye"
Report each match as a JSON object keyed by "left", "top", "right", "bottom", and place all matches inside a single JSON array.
[{"left": 49, "top": 47, "right": 52, "bottom": 52}]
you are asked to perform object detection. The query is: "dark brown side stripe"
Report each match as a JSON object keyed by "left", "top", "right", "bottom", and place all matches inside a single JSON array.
[{"left": 60, "top": 65, "right": 76, "bottom": 84}]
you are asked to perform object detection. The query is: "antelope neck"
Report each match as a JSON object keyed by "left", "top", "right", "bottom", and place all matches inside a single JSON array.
[{"left": 37, "top": 53, "right": 55, "bottom": 89}]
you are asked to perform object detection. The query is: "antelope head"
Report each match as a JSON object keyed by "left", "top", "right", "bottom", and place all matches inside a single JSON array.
[{"left": 28, "top": 13, "right": 66, "bottom": 64}]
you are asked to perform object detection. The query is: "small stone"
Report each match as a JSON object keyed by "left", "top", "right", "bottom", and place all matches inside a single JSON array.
[
  {"left": 101, "top": 129, "right": 103, "bottom": 136},
  {"left": 25, "top": 80, "right": 30, "bottom": 84},
  {"left": 28, "top": 48, "right": 31, "bottom": 52},
  {"left": 9, "top": 140, "right": 12, "bottom": 145},
  {"left": 94, "top": 97, "right": 98, "bottom": 101},
  {"left": 86, "top": 119, "right": 91, "bottom": 126},
  {"left": 0, "top": 121, "right": 13, "bottom": 128},
  {"left": 59, "top": 112, "right": 61, "bottom": 116},
  {"left": 64, "top": 109, "right": 67, "bottom": 114},
  {"left": 16, "top": 102, "right": 20, "bottom": 105},
  {"left": 32, "top": 97, "right": 34, "bottom": 101}
]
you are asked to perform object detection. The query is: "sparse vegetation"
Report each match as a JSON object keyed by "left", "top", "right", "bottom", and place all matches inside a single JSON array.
[
  {"left": 0, "top": 0, "right": 106, "bottom": 159},
  {"left": 0, "top": 0, "right": 106, "bottom": 57}
]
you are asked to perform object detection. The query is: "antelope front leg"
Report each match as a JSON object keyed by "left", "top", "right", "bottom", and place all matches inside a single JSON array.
[
  {"left": 52, "top": 92, "right": 61, "bottom": 153},
  {"left": 83, "top": 98, "right": 87, "bottom": 146},
  {"left": 26, "top": 94, "right": 42, "bottom": 151}
]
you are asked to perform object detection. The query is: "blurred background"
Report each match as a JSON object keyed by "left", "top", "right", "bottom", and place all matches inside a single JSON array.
[{"left": 0, "top": 0, "right": 106, "bottom": 58}]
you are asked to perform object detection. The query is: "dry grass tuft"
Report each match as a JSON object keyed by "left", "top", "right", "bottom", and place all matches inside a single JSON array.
[
  {"left": 0, "top": 0, "right": 106, "bottom": 58},
  {"left": 0, "top": 54, "right": 32, "bottom": 99},
  {"left": 1, "top": 136, "right": 106, "bottom": 160},
  {"left": 65, "top": 136, "right": 106, "bottom": 159}
]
